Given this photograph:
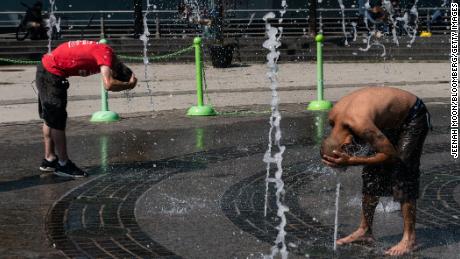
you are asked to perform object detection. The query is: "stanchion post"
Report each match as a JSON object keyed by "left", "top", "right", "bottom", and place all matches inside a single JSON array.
[
  {"left": 90, "top": 39, "right": 120, "bottom": 122},
  {"left": 195, "top": 128, "right": 205, "bottom": 150},
  {"left": 187, "top": 37, "right": 216, "bottom": 116},
  {"left": 307, "top": 34, "right": 333, "bottom": 111}
]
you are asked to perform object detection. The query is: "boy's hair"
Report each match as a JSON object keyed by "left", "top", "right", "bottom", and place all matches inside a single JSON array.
[{"left": 112, "top": 59, "right": 133, "bottom": 82}]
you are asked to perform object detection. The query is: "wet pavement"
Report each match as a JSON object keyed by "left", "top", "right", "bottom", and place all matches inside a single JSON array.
[{"left": 0, "top": 103, "right": 458, "bottom": 258}]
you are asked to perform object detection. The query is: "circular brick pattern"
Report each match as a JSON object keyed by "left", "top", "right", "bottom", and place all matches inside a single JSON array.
[
  {"left": 46, "top": 142, "right": 287, "bottom": 258},
  {"left": 46, "top": 134, "right": 455, "bottom": 258},
  {"left": 417, "top": 163, "right": 460, "bottom": 228},
  {"left": 221, "top": 162, "right": 378, "bottom": 258}
]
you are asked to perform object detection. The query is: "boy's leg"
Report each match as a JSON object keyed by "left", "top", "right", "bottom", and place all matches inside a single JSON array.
[
  {"left": 385, "top": 199, "right": 417, "bottom": 256},
  {"left": 42, "top": 123, "right": 56, "bottom": 161},
  {"left": 50, "top": 127, "right": 68, "bottom": 162},
  {"left": 337, "top": 194, "right": 379, "bottom": 245}
]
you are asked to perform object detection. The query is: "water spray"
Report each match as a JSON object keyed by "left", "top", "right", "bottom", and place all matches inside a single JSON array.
[
  {"left": 337, "top": 0, "right": 349, "bottom": 46},
  {"left": 262, "top": 2, "right": 289, "bottom": 258},
  {"left": 47, "top": 0, "right": 59, "bottom": 53},
  {"left": 140, "top": 0, "right": 155, "bottom": 109},
  {"left": 333, "top": 183, "right": 341, "bottom": 251}
]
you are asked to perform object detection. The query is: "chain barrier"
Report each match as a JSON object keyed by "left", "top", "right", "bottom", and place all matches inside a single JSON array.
[
  {"left": 117, "top": 45, "right": 194, "bottom": 62},
  {"left": 0, "top": 45, "right": 195, "bottom": 65},
  {"left": 0, "top": 57, "right": 40, "bottom": 65},
  {"left": 200, "top": 44, "right": 214, "bottom": 109}
]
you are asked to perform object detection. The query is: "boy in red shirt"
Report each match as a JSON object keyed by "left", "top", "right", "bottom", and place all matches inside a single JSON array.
[{"left": 36, "top": 40, "right": 137, "bottom": 178}]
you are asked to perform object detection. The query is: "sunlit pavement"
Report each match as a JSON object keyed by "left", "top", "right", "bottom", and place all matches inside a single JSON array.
[{"left": 0, "top": 62, "right": 450, "bottom": 123}]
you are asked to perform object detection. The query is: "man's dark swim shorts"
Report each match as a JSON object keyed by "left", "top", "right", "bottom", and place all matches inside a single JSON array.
[
  {"left": 36, "top": 63, "right": 69, "bottom": 130},
  {"left": 362, "top": 98, "right": 430, "bottom": 202}
]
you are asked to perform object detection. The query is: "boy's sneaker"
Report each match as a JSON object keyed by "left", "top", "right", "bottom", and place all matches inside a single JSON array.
[
  {"left": 54, "top": 160, "right": 88, "bottom": 178},
  {"left": 39, "top": 158, "right": 58, "bottom": 172}
]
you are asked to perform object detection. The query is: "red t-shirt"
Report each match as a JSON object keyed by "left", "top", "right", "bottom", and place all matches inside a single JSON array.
[{"left": 42, "top": 40, "right": 114, "bottom": 78}]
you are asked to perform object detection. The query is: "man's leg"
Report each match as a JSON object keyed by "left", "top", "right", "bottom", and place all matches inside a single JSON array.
[
  {"left": 50, "top": 127, "right": 69, "bottom": 163},
  {"left": 385, "top": 199, "right": 417, "bottom": 256},
  {"left": 42, "top": 123, "right": 56, "bottom": 161},
  {"left": 337, "top": 194, "right": 379, "bottom": 245}
]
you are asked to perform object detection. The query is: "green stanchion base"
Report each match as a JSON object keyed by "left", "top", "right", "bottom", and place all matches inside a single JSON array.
[
  {"left": 187, "top": 105, "right": 217, "bottom": 116},
  {"left": 307, "top": 100, "right": 333, "bottom": 111},
  {"left": 90, "top": 111, "right": 120, "bottom": 122}
]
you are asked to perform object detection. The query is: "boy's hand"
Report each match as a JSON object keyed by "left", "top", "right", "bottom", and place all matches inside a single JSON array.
[{"left": 128, "top": 73, "right": 137, "bottom": 89}]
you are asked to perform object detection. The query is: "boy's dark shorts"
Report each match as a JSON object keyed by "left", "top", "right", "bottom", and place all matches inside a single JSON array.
[
  {"left": 362, "top": 99, "right": 430, "bottom": 202},
  {"left": 36, "top": 63, "right": 69, "bottom": 130}
]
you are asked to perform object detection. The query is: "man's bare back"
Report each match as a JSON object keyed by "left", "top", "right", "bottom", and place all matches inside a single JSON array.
[{"left": 329, "top": 87, "right": 417, "bottom": 131}]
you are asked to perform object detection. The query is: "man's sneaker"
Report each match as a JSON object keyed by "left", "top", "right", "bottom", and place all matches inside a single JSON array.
[
  {"left": 54, "top": 160, "right": 88, "bottom": 178},
  {"left": 39, "top": 158, "right": 58, "bottom": 172}
]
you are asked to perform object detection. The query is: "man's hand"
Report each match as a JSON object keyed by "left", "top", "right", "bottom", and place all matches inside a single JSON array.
[{"left": 322, "top": 150, "right": 351, "bottom": 167}]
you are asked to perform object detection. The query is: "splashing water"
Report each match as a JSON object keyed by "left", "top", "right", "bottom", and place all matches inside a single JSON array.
[
  {"left": 407, "top": 1, "right": 420, "bottom": 47},
  {"left": 319, "top": 13, "right": 324, "bottom": 34},
  {"left": 183, "top": 0, "right": 202, "bottom": 23},
  {"left": 47, "top": 0, "right": 59, "bottom": 53},
  {"left": 140, "top": 0, "right": 155, "bottom": 108},
  {"left": 344, "top": 142, "right": 374, "bottom": 157},
  {"left": 360, "top": 0, "right": 387, "bottom": 57},
  {"left": 363, "top": 0, "right": 371, "bottom": 31},
  {"left": 337, "top": 0, "right": 349, "bottom": 46},
  {"left": 351, "top": 22, "right": 357, "bottom": 41},
  {"left": 263, "top": 2, "right": 289, "bottom": 259},
  {"left": 333, "top": 183, "right": 341, "bottom": 251},
  {"left": 382, "top": 0, "right": 400, "bottom": 45},
  {"left": 244, "top": 13, "right": 257, "bottom": 37},
  {"left": 248, "top": 13, "right": 256, "bottom": 26}
]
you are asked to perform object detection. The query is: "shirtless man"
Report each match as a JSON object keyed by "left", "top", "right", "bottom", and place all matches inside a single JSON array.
[
  {"left": 321, "top": 87, "right": 430, "bottom": 256},
  {"left": 36, "top": 40, "right": 137, "bottom": 178}
]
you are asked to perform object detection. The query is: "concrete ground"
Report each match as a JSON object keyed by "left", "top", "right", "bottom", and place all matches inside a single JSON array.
[
  {"left": 0, "top": 62, "right": 458, "bottom": 259},
  {"left": 0, "top": 62, "right": 450, "bottom": 123}
]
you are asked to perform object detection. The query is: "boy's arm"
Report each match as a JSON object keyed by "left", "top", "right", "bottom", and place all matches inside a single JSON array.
[{"left": 100, "top": 65, "right": 137, "bottom": 92}]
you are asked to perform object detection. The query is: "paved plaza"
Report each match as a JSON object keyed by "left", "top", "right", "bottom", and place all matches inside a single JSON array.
[{"left": 0, "top": 62, "right": 458, "bottom": 258}]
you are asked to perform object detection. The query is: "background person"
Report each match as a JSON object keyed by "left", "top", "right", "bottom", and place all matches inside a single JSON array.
[
  {"left": 21, "top": 1, "right": 46, "bottom": 40},
  {"left": 37, "top": 40, "right": 137, "bottom": 178}
]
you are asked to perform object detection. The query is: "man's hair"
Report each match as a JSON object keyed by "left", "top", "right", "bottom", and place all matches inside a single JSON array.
[
  {"left": 112, "top": 59, "right": 133, "bottom": 82},
  {"left": 321, "top": 137, "right": 341, "bottom": 157}
]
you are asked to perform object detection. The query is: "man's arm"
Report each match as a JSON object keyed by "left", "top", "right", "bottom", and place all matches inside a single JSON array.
[
  {"left": 100, "top": 65, "right": 137, "bottom": 92},
  {"left": 323, "top": 122, "right": 397, "bottom": 167},
  {"left": 348, "top": 125, "right": 397, "bottom": 165}
]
